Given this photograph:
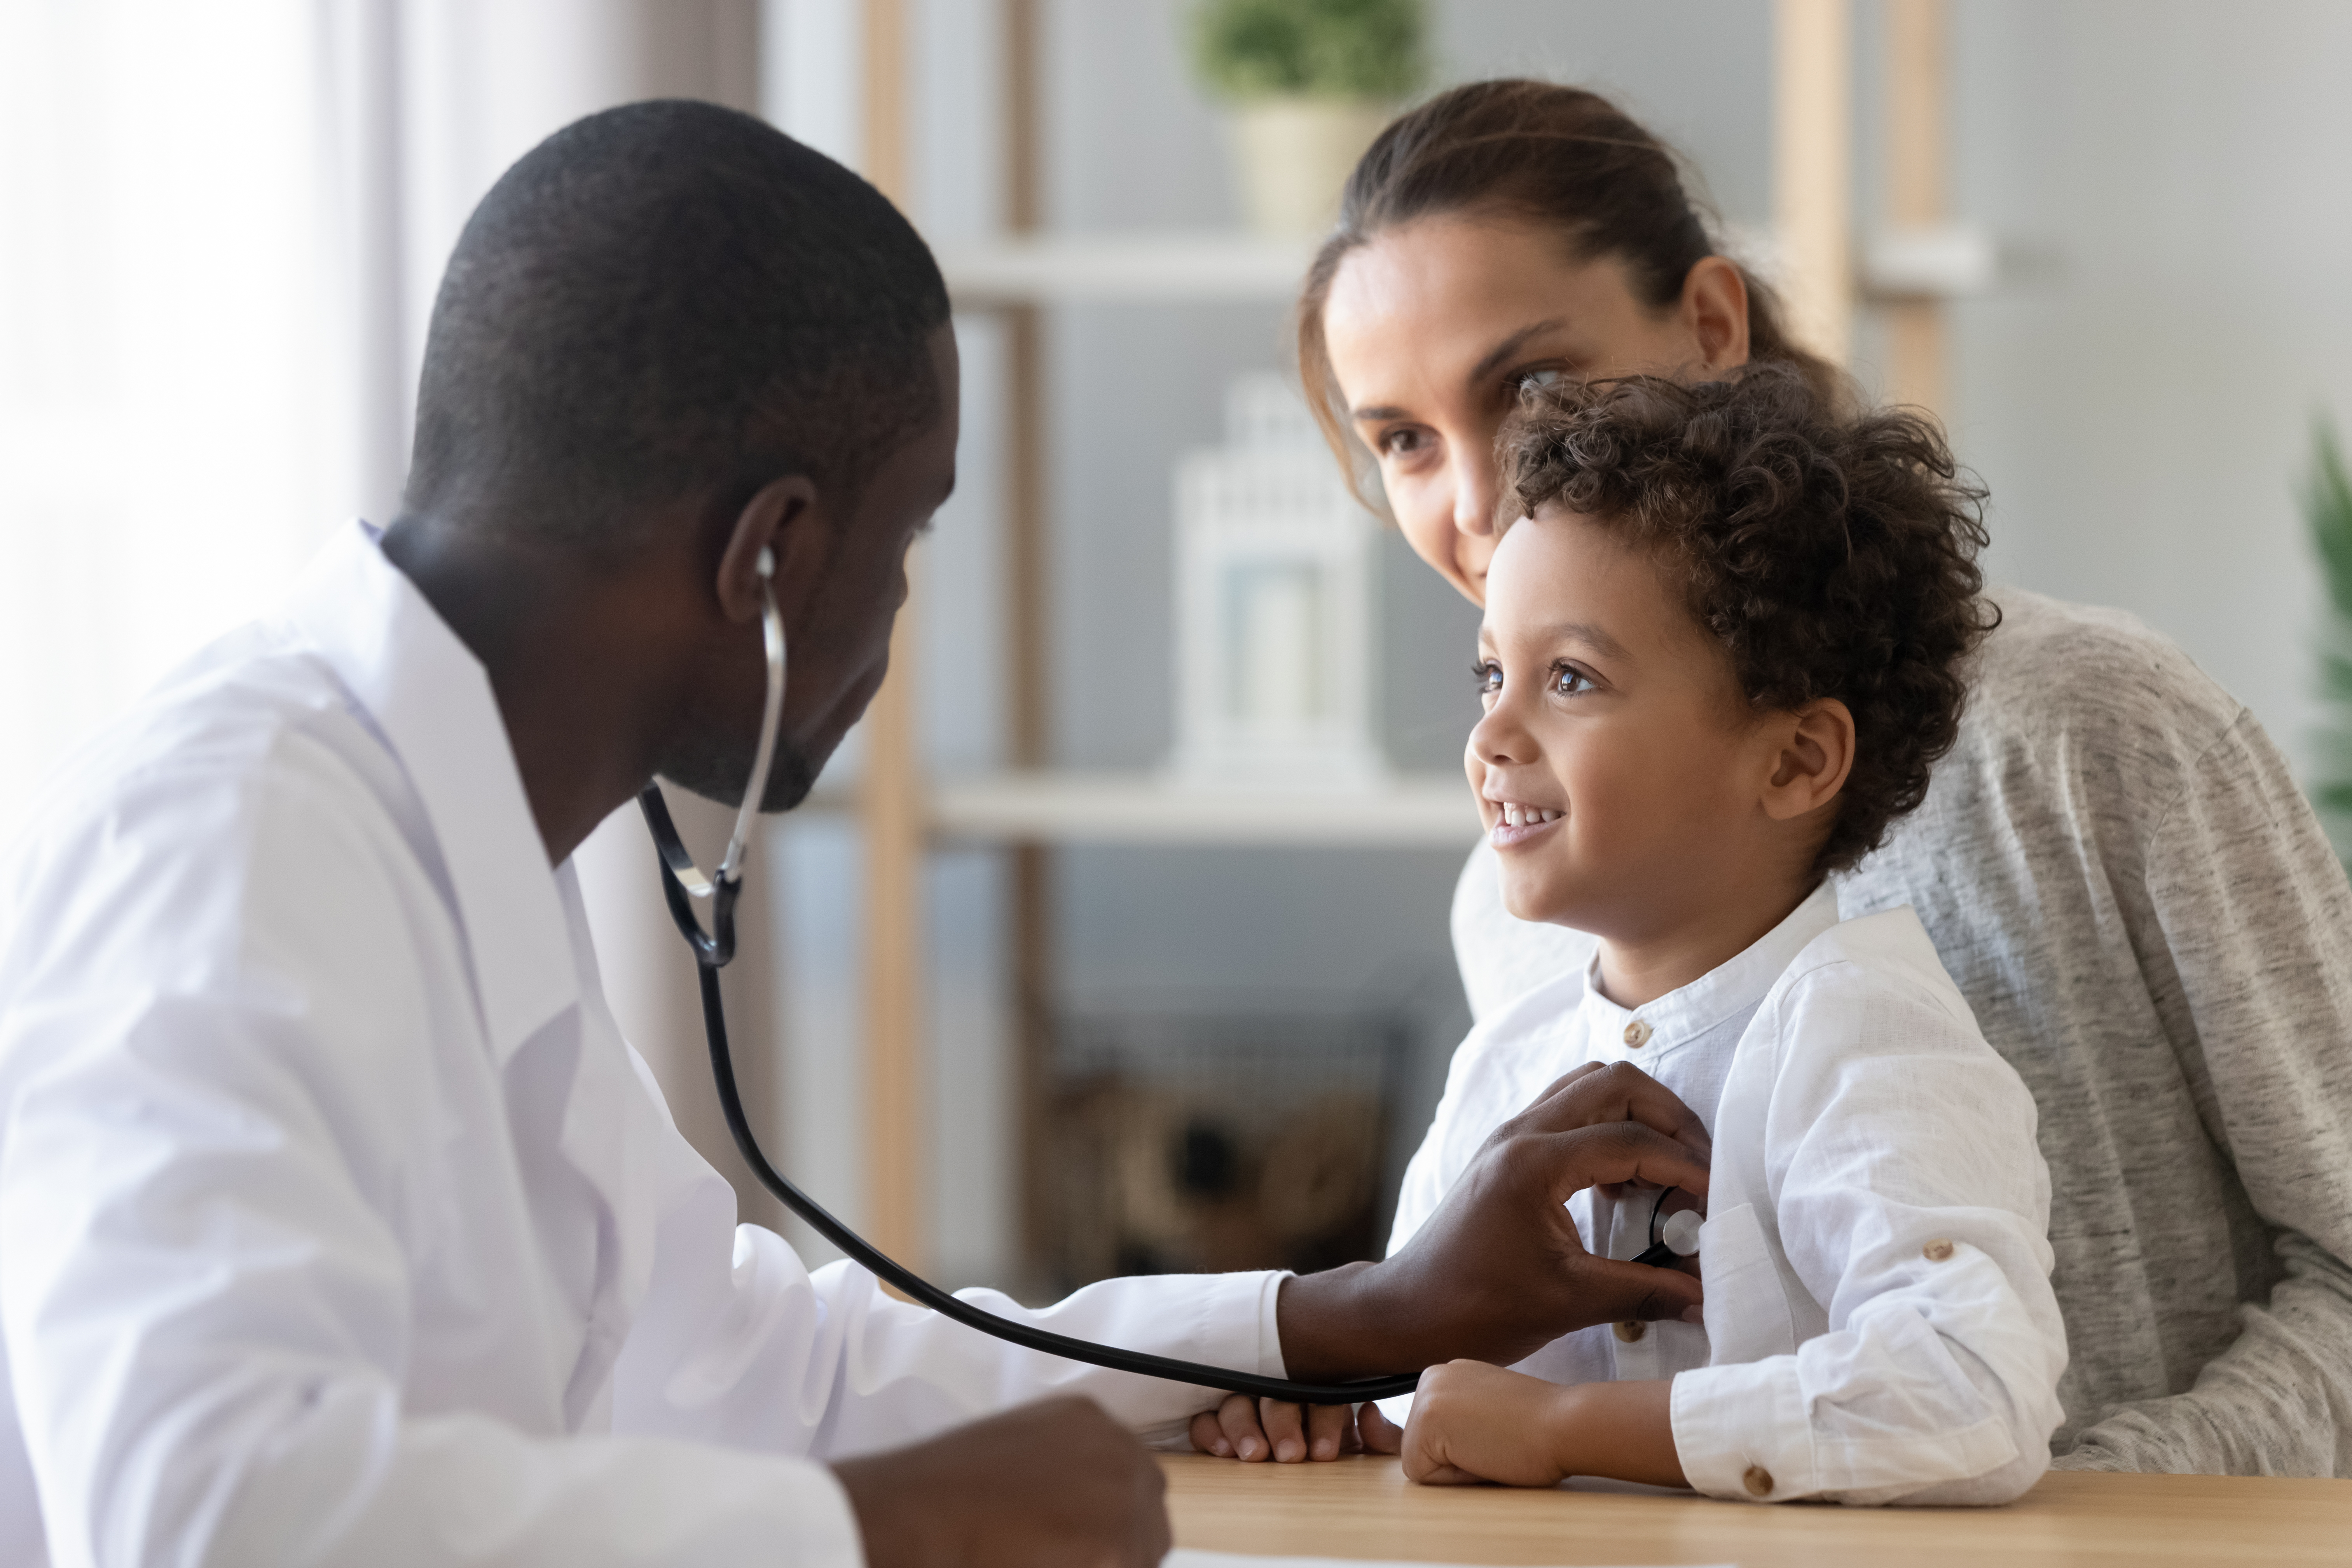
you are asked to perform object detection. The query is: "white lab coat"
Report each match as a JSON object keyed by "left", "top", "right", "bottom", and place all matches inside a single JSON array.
[
  {"left": 1388, "top": 884, "right": 2068, "bottom": 1504},
  {"left": 0, "top": 523, "right": 1287, "bottom": 1568}
]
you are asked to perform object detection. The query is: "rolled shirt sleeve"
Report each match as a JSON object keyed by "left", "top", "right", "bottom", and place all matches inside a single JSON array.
[{"left": 1668, "top": 950, "right": 2069, "bottom": 1506}]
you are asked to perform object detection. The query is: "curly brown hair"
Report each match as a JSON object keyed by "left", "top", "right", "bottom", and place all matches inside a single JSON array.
[{"left": 1499, "top": 365, "right": 1998, "bottom": 875}]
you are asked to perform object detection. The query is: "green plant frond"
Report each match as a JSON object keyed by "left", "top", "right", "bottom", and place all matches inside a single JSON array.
[
  {"left": 2302, "top": 418, "right": 2352, "bottom": 619},
  {"left": 2304, "top": 415, "right": 2352, "bottom": 871},
  {"left": 2321, "top": 650, "right": 2352, "bottom": 702},
  {"left": 1191, "top": 0, "right": 1426, "bottom": 101}
]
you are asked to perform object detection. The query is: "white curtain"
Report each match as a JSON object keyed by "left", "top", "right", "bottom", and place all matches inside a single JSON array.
[
  {"left": 0, "top": 1, "right": 366, "bottom": 829},
  {"left": 0, "top": 0, "right": 803, "bottom": 1224}
]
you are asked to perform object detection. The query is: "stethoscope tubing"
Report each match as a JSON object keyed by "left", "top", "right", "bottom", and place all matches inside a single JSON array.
[
  {"left": 637, "top": 572, "right": 1420, "bottom": 1404},
  {"left": 641, "top": 796, "right": 1421, "bottom": 1407}
]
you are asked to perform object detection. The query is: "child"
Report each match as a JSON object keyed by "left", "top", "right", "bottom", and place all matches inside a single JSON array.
[{"left": 1383, "top": 366, "right": 2065, "bottom": 1505}]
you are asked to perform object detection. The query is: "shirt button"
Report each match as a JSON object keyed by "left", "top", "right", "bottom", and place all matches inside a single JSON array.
[
  {"left": 1742, "top": 1465, "right": 1775, "bottom": 1498},
  {"left": 1623, "top": 1019, "right": 1652, "bottom": 1048},
  {"left": 1613, "top": 1319, "right": 1647, "bottom": 1343},
  {"left": 1923, "top": 1238, "right": 1956, "bottom": 1262}
]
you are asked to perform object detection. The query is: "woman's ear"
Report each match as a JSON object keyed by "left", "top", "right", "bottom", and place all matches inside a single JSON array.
[
  {"left": 1760, "top": 698, "right": 1855, "bottom": 821},
  {"left": 1681, "top": 256, "right": 1751, "bottom": 374},
  {"left": 716, "top": 474, "right": 821, "bottom": 623}
]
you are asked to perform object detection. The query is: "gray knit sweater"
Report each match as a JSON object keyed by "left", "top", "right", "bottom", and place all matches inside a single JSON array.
[{"left": 1449, "top": 588, "right": 2352, "bottom": 1475}]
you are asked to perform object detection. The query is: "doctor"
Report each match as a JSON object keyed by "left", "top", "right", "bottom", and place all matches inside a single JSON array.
[{"left": 0, "top": 102, "right": 1711, "bottom": 1568}]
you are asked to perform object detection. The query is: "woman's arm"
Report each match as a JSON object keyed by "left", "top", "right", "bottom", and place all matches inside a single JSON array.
[{"left": 2069, "top": 708, "right": 2352, "bottom": 1475}]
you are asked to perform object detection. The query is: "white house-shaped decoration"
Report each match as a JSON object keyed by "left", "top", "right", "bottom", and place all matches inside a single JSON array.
[{"left": 1168, "top": 373, "right": 1386, "bottom": 787}]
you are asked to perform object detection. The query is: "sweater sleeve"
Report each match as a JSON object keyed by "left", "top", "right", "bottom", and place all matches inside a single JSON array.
[{"left": 2059, "top": 709, "right": 2352, "bottom": 1476}]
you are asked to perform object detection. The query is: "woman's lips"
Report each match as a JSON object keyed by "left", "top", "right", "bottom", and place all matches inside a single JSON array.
[{"left": 1486, "top": 800, "right": 1563, "bottom": 849}]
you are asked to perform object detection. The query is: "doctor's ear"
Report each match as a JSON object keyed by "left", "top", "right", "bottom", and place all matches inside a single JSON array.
[
  {"left": 716, "top": 474, "right": 822, "bottom": 623},
  {"left": 1758, "top": 698, "right": 1855, "bottom": 822}
]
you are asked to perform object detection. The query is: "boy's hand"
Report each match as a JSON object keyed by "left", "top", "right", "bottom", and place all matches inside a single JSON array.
[
  {"left": 1402, "top": 1364, "right": 1685, "bottom": 1489},
  {"left": 834, "top": 1396, "right": 1170, "bottom": 1568},
  {"left": 1186, "top": 1394, "right": 1407, "bottom": 1461}
]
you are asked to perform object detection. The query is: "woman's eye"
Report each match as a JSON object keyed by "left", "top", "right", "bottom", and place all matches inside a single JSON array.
[
  {"left": 1552, "top": 665, "right": 1595, "bottom": 697},
  {"left": 1378, "top": 426, "right": 1427, "bottom": 457},
  {"left": 1516, "top": 368, "right": 1566, "bottom": 396},
  {"left": 1471, "top": 660, "right": 1503, "bottom": 696}
]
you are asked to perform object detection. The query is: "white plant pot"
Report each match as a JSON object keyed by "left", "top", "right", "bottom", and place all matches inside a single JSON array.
[{"left": 1224, "top": 97, "right": 1393, "bottom": 239}]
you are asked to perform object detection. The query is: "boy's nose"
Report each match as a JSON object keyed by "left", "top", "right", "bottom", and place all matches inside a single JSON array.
[{"left": 1468, "top": 702, "right": 1533, "bottom": 766}]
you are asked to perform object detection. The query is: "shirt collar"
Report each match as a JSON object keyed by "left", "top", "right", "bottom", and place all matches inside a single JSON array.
[
  {"left": 283, "top": 520, "right": 580, "bottom": 1065},
  {"left": 1578, "top": 880, "right": 1842, "bottom": 1055}
]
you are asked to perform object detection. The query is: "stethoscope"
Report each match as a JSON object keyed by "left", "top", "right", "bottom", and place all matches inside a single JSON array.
[{"left": 637, "top": 550, "right": 1421, "bottom": 1404}]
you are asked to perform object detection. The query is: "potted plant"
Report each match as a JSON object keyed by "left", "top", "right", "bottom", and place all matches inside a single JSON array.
[{"left": 1189, "top": 0, "right": 1427, "bottom": 237}]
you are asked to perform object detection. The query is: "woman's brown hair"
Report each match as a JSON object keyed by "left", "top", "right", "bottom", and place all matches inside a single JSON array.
[{"left": 1295, "top": 79, "right": 1843, "bottom": 492}]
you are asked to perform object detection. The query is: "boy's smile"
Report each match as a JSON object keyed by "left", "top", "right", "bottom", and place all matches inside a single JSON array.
[{"left": 1467, "top": 508, "right": 1848, "bottom": 1008}]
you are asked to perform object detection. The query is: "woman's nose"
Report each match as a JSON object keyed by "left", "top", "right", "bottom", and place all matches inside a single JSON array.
[{"left": 1451, "top": 456, "right": 1498, "bottom": 538}]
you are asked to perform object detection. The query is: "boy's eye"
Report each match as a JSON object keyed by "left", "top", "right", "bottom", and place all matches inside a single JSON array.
[
  {"left": 1552, "top": 664, "right": 1596, "bottom": 697},
  {"left": 1471, "top": 659, "right": 1502, "bottom": 696}
]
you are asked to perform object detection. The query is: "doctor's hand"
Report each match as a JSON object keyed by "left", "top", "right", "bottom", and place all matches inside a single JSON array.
[
  {"left": 833, "top": 1395, "right": 1169, "bottom": 1568},
  {"left": 1274, "top": 1062, "right": 1711, "bottom": 1384}
]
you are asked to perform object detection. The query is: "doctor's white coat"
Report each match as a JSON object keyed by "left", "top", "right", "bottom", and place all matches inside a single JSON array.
[{"left": 0, "top": 524, "right": 1287, "bottom": 1567}]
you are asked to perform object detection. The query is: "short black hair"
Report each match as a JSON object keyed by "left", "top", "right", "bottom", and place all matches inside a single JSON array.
[
  {"left": 404, "top": 99, "right": 950, "bottom": 545},
  {"left": 1500, "top": 365, "right": 1998, "bottom": 875}
]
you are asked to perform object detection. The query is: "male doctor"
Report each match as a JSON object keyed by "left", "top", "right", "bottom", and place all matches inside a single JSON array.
[{"left": 0, "top": 103, "right": 1710, "bottom": 1567}]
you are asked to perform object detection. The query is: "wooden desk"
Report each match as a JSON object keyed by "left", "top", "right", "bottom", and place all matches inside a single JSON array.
[{"left": 1160, "top": 1453, "right": 2352, "bottom": 1566}]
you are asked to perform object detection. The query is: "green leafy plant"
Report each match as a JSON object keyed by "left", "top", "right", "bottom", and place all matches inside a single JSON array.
[
  {"left": 1189, "top": 0, "right": 1427, "bottom": 101},
  {"left": 2301, "top": 418, "right": 2352, "bottom": 864}
]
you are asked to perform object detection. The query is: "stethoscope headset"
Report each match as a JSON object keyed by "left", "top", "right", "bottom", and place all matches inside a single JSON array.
[{"left": 636, "top": 547, "right": 1427, "bottom": 1404}]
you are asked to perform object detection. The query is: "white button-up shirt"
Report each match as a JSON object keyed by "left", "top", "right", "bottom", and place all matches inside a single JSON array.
[
  {"left": 1386, "top": 882, "right": 2068, "bottom": 1504},
  {"left": 0, "top": 524, "right": 1287, "bottom": 1568}
]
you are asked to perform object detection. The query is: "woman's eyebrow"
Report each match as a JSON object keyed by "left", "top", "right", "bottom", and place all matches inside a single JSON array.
[
  {"left": 1467, "top": 318, "right": 1570, "bottom": 386},
  {"left": 1349, "top": 318, "right": 1574, "bottom": 424}
]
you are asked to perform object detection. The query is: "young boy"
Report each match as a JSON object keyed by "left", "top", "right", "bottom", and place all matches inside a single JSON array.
[{"left": 1382, "top": 367, "right": 2066, "bottom": 1504}]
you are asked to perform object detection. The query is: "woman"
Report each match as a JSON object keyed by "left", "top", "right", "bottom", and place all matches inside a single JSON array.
[{"left": 1194, "top": 79, "right": 2352, "bottom": 1477}]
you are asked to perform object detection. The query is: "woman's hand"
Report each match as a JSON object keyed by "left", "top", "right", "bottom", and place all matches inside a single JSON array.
[{"left": 1186, "top": 1396, "right": 1405, "bottom": 1462}]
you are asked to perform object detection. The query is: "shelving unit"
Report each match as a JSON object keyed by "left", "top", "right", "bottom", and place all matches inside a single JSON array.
[
  {"left": 845, "top": 3, "right": 1489, "bottom": 1279},
  {"left": 846, "top": 0, "right": 1961, "bottom": 1279}
]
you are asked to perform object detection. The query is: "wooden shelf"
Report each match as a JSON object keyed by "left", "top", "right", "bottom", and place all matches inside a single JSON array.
[
  {"left": 936, "top": 225, "right": 1994, "bottom": 311},
  {"left": 936, "top": 231, "right": 1316, "bottom": 305},
  {"left": 930, "top": 771, "right": 1481, "bottom": 846},
  {"left": 810, "top": 771, "right": 1484, "bottom": 846}
]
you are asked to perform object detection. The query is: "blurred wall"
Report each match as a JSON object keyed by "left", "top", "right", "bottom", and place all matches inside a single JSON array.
[{"left": 1928, "top": 0, "right": 2352, "bottom": 761}]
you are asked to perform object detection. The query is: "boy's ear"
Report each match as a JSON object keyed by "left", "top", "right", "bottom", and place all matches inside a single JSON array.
[{"left": 1760, "top": 698, "right": 1856, "bottom": 821}]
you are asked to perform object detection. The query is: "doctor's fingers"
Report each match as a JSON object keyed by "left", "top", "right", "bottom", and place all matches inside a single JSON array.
[
  {"left": 1503, "top": 1062, "right": 1712, "bottom": 1163},
  {"left": 1513, "top": 1121, "right": 1711, "bottom": 1207},
  {"left": 1562, "top": 1251, "right": 1706, "bottom": 1325}
]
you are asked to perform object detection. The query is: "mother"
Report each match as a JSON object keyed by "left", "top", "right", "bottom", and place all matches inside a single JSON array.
[{"left": 1205, "top": 79, "right": 2352, "bottom": 1474}]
